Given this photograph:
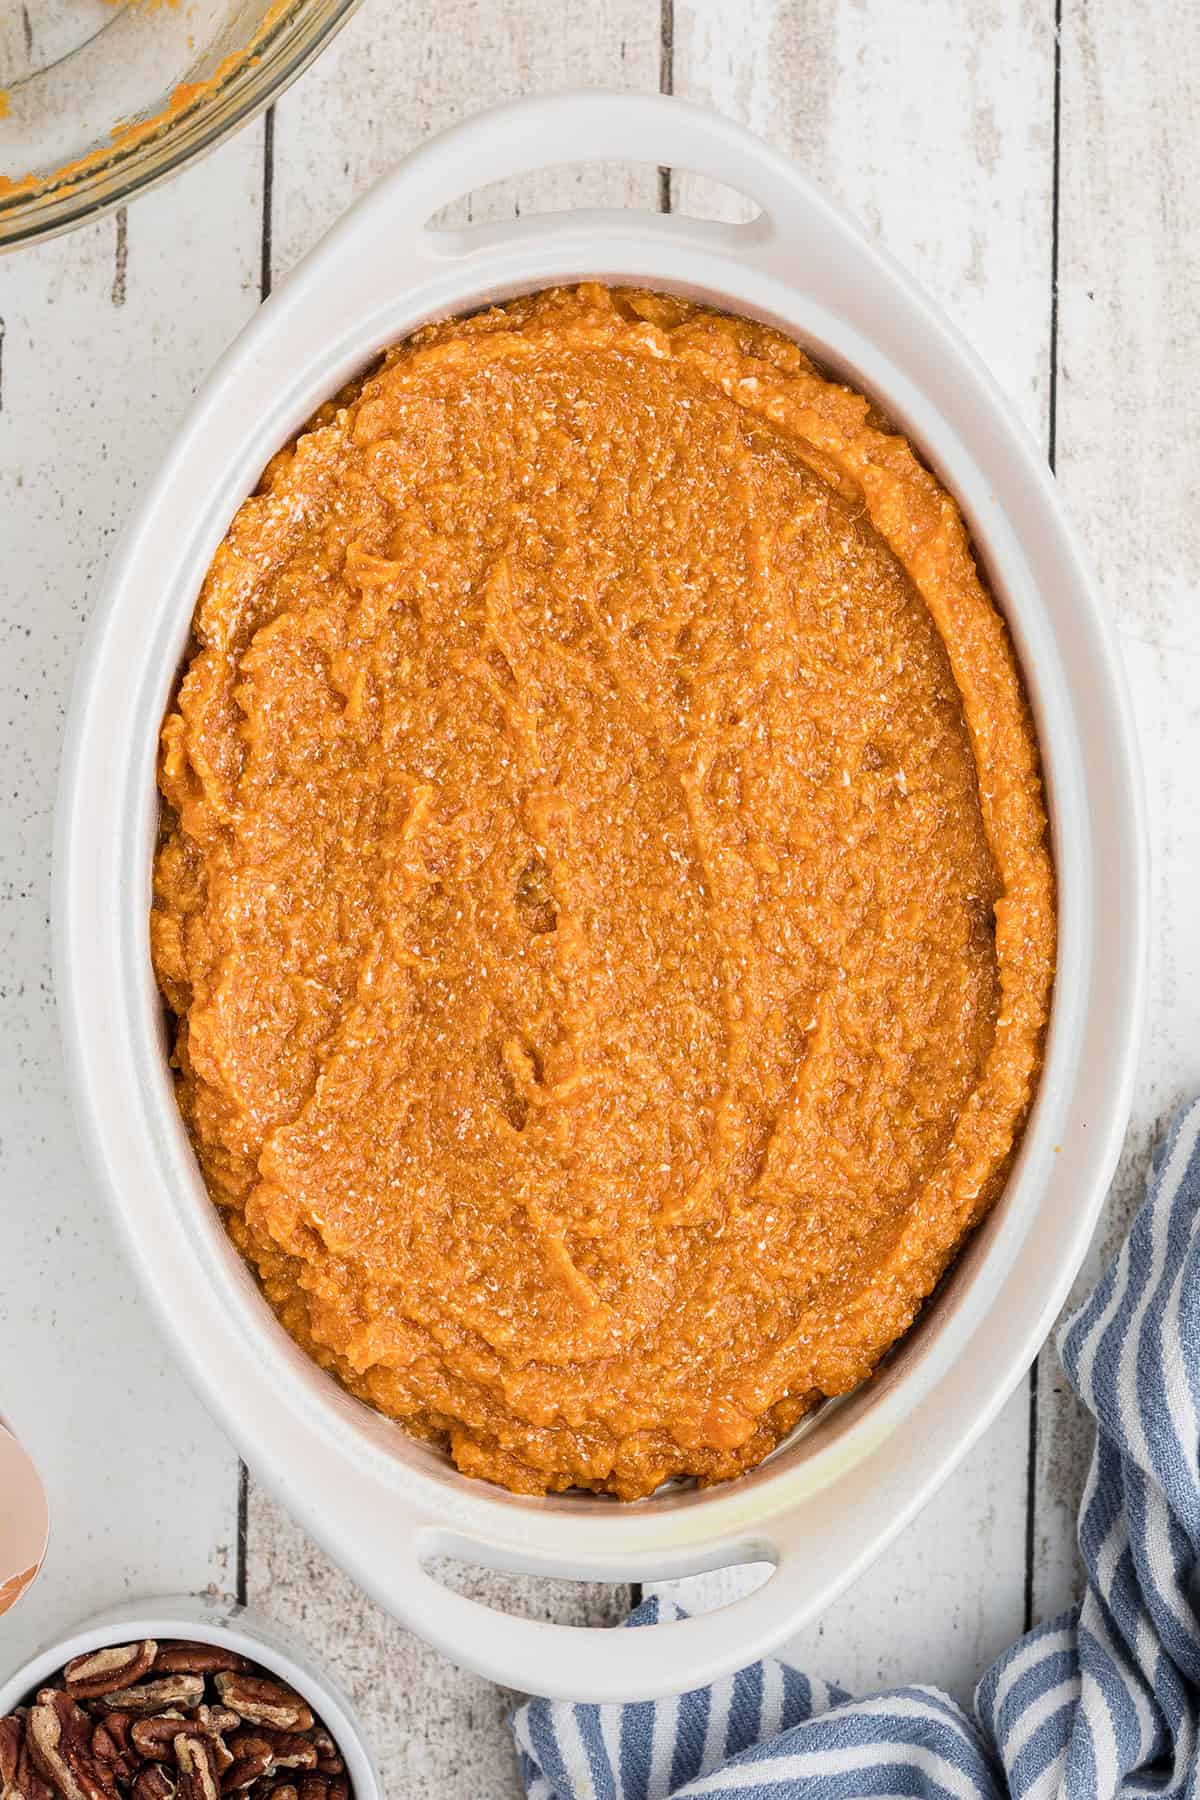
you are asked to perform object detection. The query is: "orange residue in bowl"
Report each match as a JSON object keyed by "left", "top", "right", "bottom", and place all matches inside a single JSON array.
[{"left": 0, "top": 0, "right": 286, "bottom": 204}]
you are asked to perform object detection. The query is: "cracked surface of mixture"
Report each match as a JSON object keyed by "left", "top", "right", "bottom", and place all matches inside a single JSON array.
[{"left": 152, "top": 285, "right": 1055, "bottom": 1499}]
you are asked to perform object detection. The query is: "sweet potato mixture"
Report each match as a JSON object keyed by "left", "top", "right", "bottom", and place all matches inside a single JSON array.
[{"left": 152, "top": 286, "right": 1055, "bottom": 1499}]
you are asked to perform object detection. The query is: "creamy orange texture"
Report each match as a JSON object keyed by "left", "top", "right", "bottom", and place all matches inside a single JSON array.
[{"left": 153, "top": 286, "right": 1055, "bottom": 1499}]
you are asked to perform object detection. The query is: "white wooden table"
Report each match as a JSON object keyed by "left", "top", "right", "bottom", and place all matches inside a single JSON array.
[{"left": 2, "top": 2, "right": 1197, "bottom": 1790}]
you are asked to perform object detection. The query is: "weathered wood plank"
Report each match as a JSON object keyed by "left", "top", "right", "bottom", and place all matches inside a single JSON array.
[
  {"left": 655, "top": 0, "right": 1055, "bottom": 1704},
  {"left": 1031, "top": 0, "right": 1200, "bottom": 1622},
  {"left": 671, "top": 0, "right": 1054, "bottom": 440},
  {"left": 246, "top": 5, "right": 661, "bottom": 1790},
  {"left": 268, "top": 0, "right": 662, "bottom": 283},
  {"left": 0, "top": 124, "right": 264, "bottom": 1665}
]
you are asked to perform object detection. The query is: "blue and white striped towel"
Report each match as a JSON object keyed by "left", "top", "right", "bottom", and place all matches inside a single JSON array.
[{"left": 514, "top": 1097, "right": 1200, "bottom": 1798}]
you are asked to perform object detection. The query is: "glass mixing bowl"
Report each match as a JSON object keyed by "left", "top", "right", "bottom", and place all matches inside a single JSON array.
[{"left": 0, "top": 0, "right": 361, "bottom": 249}]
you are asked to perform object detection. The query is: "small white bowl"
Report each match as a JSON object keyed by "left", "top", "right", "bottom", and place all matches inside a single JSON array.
[{"left": 0, "top": 1595, "right": 380, "bottom": 1798}]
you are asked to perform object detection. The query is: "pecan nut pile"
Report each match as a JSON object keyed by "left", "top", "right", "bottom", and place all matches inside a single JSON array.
[{"left": 0, "top": 1641, "right": 350, "bottom": 1800}]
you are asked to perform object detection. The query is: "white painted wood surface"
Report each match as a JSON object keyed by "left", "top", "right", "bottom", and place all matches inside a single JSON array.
[
  {"left": 0, "top": 1, "right": 1196, "bottom": 1792},
  {"left": 0, "top": 127, "right": 265, "bottom": 1654},
  {"left": 1031, "top": 0, "right": 1200, "bottom": 1624}
]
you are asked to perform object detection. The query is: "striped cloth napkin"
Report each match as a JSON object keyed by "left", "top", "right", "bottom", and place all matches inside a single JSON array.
[{"left": 513, "top": 1097, "right": 1200, "bottom": 1799}]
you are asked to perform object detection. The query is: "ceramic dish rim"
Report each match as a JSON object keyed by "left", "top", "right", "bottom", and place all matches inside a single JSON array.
[{"left": 53, "top": 92, "right": 1148, "bottom": 1699}]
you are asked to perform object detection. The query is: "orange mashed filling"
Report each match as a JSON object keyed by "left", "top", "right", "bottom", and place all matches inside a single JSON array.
[{"left": 152, "top": 285, "right": 1055, "bottom": 1499}]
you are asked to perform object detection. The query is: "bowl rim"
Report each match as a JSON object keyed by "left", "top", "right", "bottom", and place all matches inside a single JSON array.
[
  {"left": 0, "top": 1595, "right": 381, "bottom": 1795},
  {"left": 53, "top": 93, "right": 1148, "bottom": 1699}
]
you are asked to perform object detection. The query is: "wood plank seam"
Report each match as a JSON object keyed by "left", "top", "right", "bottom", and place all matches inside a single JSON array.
[
  {"left": 237, "top": 1463, "right": 249, "bottom": 1608},
  {"left": 261, "top": 103, "right": 275, "bottom": 301},
  {"left": 1025, "top": 0, "right": 1063, "bottom": 1639},
  {"left": 112, "top": 207, "right": 128, "bottom": 307},
  {"left": 658, "top": 0, "right": 673, "bottom": 209}
]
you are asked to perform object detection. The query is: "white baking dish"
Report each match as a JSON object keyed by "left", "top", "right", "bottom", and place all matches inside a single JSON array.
[
  {"left": 55, "top": 92, "right": 1146, "bottom": 1703},
  {"left": 0, "top": 1596, "right": 380, "bottom": 1795}
]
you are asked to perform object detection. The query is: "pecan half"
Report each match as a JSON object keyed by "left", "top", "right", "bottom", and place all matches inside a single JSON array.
[
  {"left": 306, "top": 1733, "right": 342, "bottom": 1778},
  {"left": 98, "top": 1716, "right": 133, "bottom": 1758},
  {"left": 211, "top": 1682, "right": 311, "bottom": 1736},
  {"left": 12, "top": 1734, "right": 55, "bottom": 1800},
  {"left": 64, "top": 1647, "right": 158, "bottom": 1702},
  {"left": 218, "top": 1738, "right": 272, "bottom": 1793},
  {"left": 90, "top": 1726, "right": 117, "bottom": 1764},
  {"left": 217, "top": 1764, "right": 264, "bottom": 1795},
  {"left": 0, "top": 1714, "right": 23, "bottom": 1787},
  {"left": 174, "top": 1738, "right": 220, "bottom": 1800},
  {"left": 231, "top": 1732, "right": 314, "bottom": 1773},
  {"left": 90, "top": 1721, "right": 135, "bottom": 1789},
  {"left": 131, "top": 1716, "right": 209, "bottom": 1762},
  {"left": 188, "top": 1712, "right": 240, "bottom": 1743},
  {"left": 132, "top": 1772, "right": 176, "bottom": 1800},
  {"left": 152, "top": 1651, "right": 249, "bottom": 1680},
  {"left": 98, "top": 1681, "right": 204, "bottom": 1718},
  {"left": 27, "top": 1693, "right": 114, "bottom": 1800},
  {"left": 268, "top": 1790, "right": 298, "bottom": 1800},
  {"left": 296, "top": 1781, "right": 328, "bottom": 1800}
]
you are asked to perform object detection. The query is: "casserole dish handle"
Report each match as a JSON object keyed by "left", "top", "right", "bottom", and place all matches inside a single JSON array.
[
  {"left": 305, "top": 88, "right": 850, "bottom": 270},
  {"left": 392, "top": 1533, "right": 817, "bottom": 1704}
]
